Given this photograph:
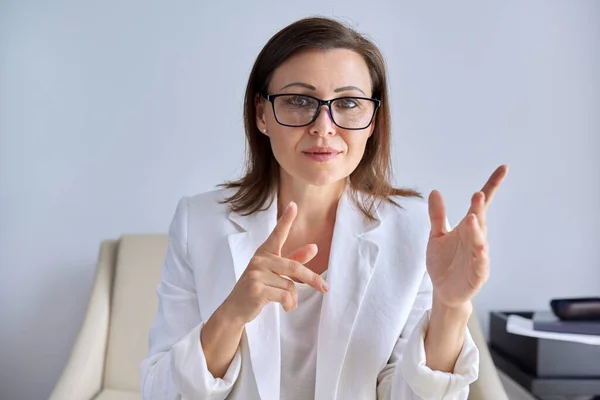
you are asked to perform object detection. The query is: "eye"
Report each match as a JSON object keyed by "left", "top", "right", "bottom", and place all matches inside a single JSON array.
[
  {"left": 286, "top": 95, "right": 311, "bottom": 107},
  {"left": 337, "top": 98, "right": 360, "bottom": 109}
]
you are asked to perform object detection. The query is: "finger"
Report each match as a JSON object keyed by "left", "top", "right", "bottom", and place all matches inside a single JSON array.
[
  {"left": 283, "top": 243, "right": 319, "bottom": 265},
  {"left": 268, "top": 256, "right": 329, "bottom": 293},
  {"left": 469, "top": 191, "right": 487, "bottom": 232},
  {"left": 479, "top": 164, "right": 509, "bottom": 211},
  {"left": 262, "top": 285, "right": 296, "bottom": 312},
  {"left": 467, "top": 214, "right": 490, "bottom": 283},
  {"left": 428, "top": 190, "right": 448, "bottom": 238},
  {"left": 262, "top": 273, "right": 298, "bottom": 308},
  {"left": 262, "top": 270, "right": 296, "bottom": 291},
  {"left": 261, "top": 201, "right": 297, "bottom": 255},
  {"left": 466, "top": 213, "right": 487, "bottom": 252}
]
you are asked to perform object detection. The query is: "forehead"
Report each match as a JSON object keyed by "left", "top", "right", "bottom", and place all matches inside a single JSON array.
[{"left": 268, "top": 48, "right": 373, "bottom": 96}]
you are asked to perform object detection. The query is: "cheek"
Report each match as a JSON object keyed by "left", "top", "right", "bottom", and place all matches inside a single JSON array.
[
  {"left": 268, "top": 131, "right": 301, "bottom": 160},
  {"left": 343, "top": 133, "right": 370, "bottom": 159}
]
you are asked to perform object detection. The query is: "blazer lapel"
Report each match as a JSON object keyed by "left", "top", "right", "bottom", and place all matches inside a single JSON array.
[
  {"left": 225, "top": 188, "right": 382, "bottom": 400},
  {"left": 315, "top": 190, "right": 381, "bottom": 400},
  {"left": 227, "top": 199, "right": 280, "bottom": 400}
]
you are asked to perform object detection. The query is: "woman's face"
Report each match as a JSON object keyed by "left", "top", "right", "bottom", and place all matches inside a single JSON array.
[{"left": 256, "top": 48, "right": 376, "bottom": 187}]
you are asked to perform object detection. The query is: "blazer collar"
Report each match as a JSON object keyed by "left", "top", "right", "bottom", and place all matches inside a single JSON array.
[
  {"left": 226, "top": 185, "right": 381, "bottom": 239},
  {"left": 227, "top": 196, "right": 278, "bottom": 400},
  {"left": 227, "top": 186, "right": 382, "bottom": 400}
]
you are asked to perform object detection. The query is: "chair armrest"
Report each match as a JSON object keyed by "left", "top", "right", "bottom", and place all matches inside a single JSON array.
[
  {"left": 49, "top": 240, "right": 119, "bottom": 400},
  {"left": 468, "top": 311, "right": 509, "bottom": 400}
]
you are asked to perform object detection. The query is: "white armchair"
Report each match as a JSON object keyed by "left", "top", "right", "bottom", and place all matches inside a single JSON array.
[
  {"left": 49, "top": 235, "right": 166, "bottom": 400},
  {"left": 49, "top": 235, "right": 508, "bottom": 400}
]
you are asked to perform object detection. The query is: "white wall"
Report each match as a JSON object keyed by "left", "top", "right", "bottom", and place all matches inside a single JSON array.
[{"left": 1, "top": 1, "right": 598, "bottom": 399}]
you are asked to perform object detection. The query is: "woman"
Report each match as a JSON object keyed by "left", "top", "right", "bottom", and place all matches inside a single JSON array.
[{"left": 141, "top": 16, "right": 508, "bottom": 400}]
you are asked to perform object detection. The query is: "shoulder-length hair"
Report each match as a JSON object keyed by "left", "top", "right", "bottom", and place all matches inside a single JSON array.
[{"left": 220, "top": 16, "right": 422, "bottom": 220}]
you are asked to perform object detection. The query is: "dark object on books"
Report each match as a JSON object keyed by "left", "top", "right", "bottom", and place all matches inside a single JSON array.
[
  {"left": 489, "top": 311, "right": 600, "bottom": 377},
  {"left": 534, "top": 311, "right": 600, "bottom": 335},
  {"left": 550, "top": 297, "right": 600, "bottom": 321}
]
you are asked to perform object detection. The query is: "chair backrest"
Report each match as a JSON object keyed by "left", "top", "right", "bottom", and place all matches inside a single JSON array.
[
  {"left": 467, "top": 311, "right": 509, "bottom": 400},
  {"left": 103, "top": 234, "right": 168, "bottom": 391}
]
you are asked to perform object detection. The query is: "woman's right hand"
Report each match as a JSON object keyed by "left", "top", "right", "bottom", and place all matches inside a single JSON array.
[{"left": 220, "top": 201, "right": 330, "bottom": 326}]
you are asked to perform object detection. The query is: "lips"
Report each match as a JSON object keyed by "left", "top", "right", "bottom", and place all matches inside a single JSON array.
[
  {"left": 302, "top": 146, "right": 341, "bottom": 155},
  {"left": 302, "top": 147, "right": 341, "bottom": 162}
]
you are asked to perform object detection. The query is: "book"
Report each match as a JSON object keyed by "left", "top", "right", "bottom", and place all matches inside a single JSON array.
[{"left": 533, "top": 311, "right": 600, "bottom": 336}]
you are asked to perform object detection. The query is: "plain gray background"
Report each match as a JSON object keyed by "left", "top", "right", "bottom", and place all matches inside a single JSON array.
[{"left": 1, "top": 1, "right": 599, "bottom": 399}]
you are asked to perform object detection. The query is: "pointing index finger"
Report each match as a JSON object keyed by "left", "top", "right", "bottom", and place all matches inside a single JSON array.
[
  {"left": 475, "top": 164, "right": 509, "bottom": 213},
  {"left": 261, "top": 201, "right": 297, "bottom": 255}
]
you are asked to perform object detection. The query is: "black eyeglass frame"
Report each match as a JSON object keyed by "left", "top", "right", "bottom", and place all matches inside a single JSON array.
[{"left": 260, "top": 92, "right": 381, "bottom": 131}]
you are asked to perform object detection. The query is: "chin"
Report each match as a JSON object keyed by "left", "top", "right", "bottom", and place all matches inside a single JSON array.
[{"left": 298, "top": 170, "right": 348, "bottom": 187}]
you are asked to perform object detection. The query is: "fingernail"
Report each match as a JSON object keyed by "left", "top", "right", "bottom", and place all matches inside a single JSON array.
[{"left": 322, "top": 281, "right": 330, "bottom": 292}]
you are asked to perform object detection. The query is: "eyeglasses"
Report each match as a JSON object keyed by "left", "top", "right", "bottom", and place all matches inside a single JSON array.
[{"left": 261, "top": 93, "right": 380, "bottom": 130}]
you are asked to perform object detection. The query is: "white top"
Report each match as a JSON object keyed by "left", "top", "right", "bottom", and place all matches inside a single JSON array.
[
  {"left": 279, "top": 271, "right": 327, "bottom": 400},
  {"left": 140, "top": 189, "right": 480, "bottom": 400}
]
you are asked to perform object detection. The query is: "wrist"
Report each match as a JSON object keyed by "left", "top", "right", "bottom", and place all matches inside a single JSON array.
[
  {"left": 425, "top": 298, "right": 472, "bottom": 372},
  {"left": 202, "top": 303, "right": 245, "bottom": 352},
  {"left": 215, "top": 300, "right": 247, "bottom": 331},
  {"left": 201, "top": 300, "right": 245, "bottom": 379},
  {"left": 430, "top": 297, "right": 472, "bottom": 328}
]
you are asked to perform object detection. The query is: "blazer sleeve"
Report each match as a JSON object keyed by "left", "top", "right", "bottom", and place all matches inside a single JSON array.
[
  {"left": 376, "top": 272, "right": 479, "bottom": 400},
  {"left": 140, "top": 197, "right": 242, "bottom": 400}
]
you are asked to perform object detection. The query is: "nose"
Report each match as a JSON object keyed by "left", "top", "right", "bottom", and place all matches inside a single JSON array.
[{"left": 309, "top": 106, "right": 337, "bottom": 137}]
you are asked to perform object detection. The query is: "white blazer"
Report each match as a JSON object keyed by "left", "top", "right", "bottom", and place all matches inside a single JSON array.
[{"left": 140, "top": 188, "right": 479, "bottom": 400}]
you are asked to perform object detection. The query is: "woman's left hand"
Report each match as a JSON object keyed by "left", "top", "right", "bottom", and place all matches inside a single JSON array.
[{"left": 426, "top": 164, "right": 509, "bottom": 309}]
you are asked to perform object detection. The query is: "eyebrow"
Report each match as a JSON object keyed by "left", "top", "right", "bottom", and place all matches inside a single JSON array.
[
  {"left": 279, "top": 82, "right": 367, "bottom": 96},
  {"left": 334, "top": 85, "right": 366, "bottom": 96},
  {"left": 279, "top": 82, "right": 316, "bottom": 91}
]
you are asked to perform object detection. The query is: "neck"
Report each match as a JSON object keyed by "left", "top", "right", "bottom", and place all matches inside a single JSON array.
[{"left": 277, "top": 170, "right": 346, "bottom": 230}]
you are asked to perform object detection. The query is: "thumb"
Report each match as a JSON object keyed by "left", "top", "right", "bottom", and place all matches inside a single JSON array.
[
  {"left": 284, "top": 243, "right": 319, "bottom": 264},
  {"left": 428, "top": 190, "right": 448, "bottom": 238}
]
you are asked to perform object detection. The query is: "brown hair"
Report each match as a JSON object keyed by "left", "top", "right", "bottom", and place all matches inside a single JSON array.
[{"left": 219, "top": 16, "right": 422, "bottom": 220}]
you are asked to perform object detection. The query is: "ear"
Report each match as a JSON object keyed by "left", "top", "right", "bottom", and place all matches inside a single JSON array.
[{"left": 255, "top": 94, "right": 268, "bottom": 135}]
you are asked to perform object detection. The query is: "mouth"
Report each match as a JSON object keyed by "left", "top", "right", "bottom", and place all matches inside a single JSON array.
[
  {"left": 302, "top": 147, "right": 342, "bottom": 162},
  {"left": 303, "top": 151, "right": 339, "bottom": 155},
  {"left": 302, "top": 147, "right": 342, "bottom": 154}
]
